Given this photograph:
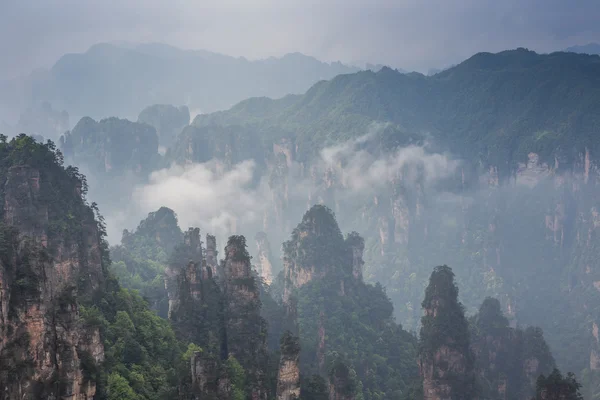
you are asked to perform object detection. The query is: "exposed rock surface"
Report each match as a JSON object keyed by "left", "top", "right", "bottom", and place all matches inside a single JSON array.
[
  {"left": 190, "top": 351, "right": 232, "bottom": 400},
  {"left": 0, "top": 140, "right": 106, "bottom": 399},
  {"left": 222, "top": 235, "right": 269, "bottom": 400},
  {"left": 470, "top": 298, "right": 555, "bottom": 400},
  {"left": 276, "top": 331, "right": 301, "bottom": 400},
  {"left": 419, "top": 266, "right": 475, "bottom": 400},
  {"left": 328, "top": 360, "right": 356, "bottom": 400},
  {"left": 255, "top": 231, "right": 274, "bottom": 284}
]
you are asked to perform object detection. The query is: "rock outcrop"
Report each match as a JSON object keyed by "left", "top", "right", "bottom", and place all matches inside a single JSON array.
[
  {"left": 328, "top": 359, "right": 357, "bottom": 400},
  {"left": 205, "top": 234, "right": 219, "bottom": 278},
  {"left": 190, "top": 351, "right": 232, "bottom": 400},
  {"left": 276, "top": 331, "right": 301, "bottom": 400},
  {"left": 419, "top": 265, "right": 475, "bottom": 400},
  {"left": 164, "top": 228, "right": 205, "bottom": 320},
  {"left": 222, "top": 235, "right": 269, "bottom": 400},
  {"left": 0, "top": 137, "right": 106, "bottom": 399},
  {"left": 470, "top": 298, "right": 555, "bottom": 400},
  {"left": 282, "top": 205, "right": 350, "bottom": 302},
  {"left": 165, "top": 231, "right": 270, "bottom": 399}
]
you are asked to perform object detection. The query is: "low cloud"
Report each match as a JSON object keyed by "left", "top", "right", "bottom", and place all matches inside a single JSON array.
[
  {"left": 119, "top": 124, "right": 460, "bottom": 249},
  {"left": 131, "top": 159, "right": 269, "bottom": 239},
  {"left": 319, "top": 123, "right": 460, "bottom": 192}
]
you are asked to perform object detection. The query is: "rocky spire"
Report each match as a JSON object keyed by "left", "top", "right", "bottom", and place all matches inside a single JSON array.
[
  {"left": 164, "top": 228, "right": 204, "bottom": 319},
  {"left": 205, "top": 234, "right": 218, "bottom": 278},
  {"left": 222, "top": 235, "right": 269, "bottom": 400},
  {"left": 470, "top": 297, "right": 556, "bottom": 400},
  {"left": 282, "top": 205, "right": 347, "bottom": 302},
  {"left": 345, "top": 232, "right": 364, "bottom": 281},
  {"left": 276, "top": 331, "right": 301, "bottom": 400},
  {"left": 419, "top": 265, "right": 475, "bottom": 400},
  {"left": 190, "top": 351, "right": 232, "bottom": 400}
]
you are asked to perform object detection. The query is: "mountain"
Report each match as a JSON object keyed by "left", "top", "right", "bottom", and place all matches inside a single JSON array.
[
  {"left": 0, "top": 42, "right": 359, "bottom": 124},
  {"left": 565, "top": 43, "right": 600, "bottom": 55},
  {"left": 0, "top": 134, "right": 190, "bottom": 399},
  {"left": 193, "top": 48, "right": 600, "bottom": 168},
  {"left": 0, "top": 133, "right": 580, "bottom": 399},
  {"left": 176, "top": 48, "right": 600, "bottom": 397}
]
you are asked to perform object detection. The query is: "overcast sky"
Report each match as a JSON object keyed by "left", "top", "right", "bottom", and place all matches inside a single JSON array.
[{"left": 1, "top": 0, "right": 599, "bottom": 79}]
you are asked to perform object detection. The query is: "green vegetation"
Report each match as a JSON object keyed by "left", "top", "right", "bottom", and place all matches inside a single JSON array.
[
  {"left": 533, "top": 369, "right": 584, "bottom": 400},
  {"left": 284, "top": 205, "right": 419, "bottom": 400},
  {"left": 470, "top": 297, "right": 555, "bottom": 399},
  {"left": 110, "top": 207, "right": 183, "bottom": 317},
  {"left": 419, "top": 265, "right": 473, "bottom": 359},
  {"left": 60, "top": 117, "right": 160, "bottom": 177}
]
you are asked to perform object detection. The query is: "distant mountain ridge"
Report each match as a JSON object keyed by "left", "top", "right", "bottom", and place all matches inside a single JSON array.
[
  {"left": 0, "top": 42, "right": 359, "bottom": 124},
  {"left": 565, "top": 42, "right": 600, "bottom": 55}
]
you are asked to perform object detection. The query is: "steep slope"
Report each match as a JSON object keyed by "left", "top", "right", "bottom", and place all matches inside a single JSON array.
[
  {"left": 0, "top": 134, "right": 106, "bottom": 399},
  {"left": 418, "top": 265, "right": 476, "bottom": 400}
]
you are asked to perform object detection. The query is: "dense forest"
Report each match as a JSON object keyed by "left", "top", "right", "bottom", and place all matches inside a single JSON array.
[{"left": 1, "top": 45, "right": 600, "bottom": 400}]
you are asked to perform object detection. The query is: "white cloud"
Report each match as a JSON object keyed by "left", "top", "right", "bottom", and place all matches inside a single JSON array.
[
  {"left": 131, "top": 159, "right": 269, "bottom": 239},
  {"left": 319, "top": 123, "right": 459, "bottom": 192}
]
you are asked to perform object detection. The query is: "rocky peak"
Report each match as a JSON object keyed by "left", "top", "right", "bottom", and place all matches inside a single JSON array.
[
  {"left": 419, "top": 265, "right": 475, "bottom": 400},
  {"left": 205, "top": 234, "right": 218, "bottom": 277},
  {"left": 0, "top": 135, "right": 106, "bottom": 399},
  {"left": 282, "top": 205, "right": 355, "bottom": 301},
  {"left": 164, "top": 227, "right": 206, "bottom": 319},
  {"left": 121, "top": 206, "right": 183, "bottom": 258},
  {"left": 470, "top": 297, "right": 555, "bottom": 400},
  {"left": 222, "top": 235, "right": 269, "bottom": 400}
]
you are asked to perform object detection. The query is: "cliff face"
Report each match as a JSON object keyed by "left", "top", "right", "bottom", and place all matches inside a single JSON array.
[
  {"left": 470, "top": 298, "right": 555, "bottom": 400},
  {"left": 282, "top": 205, "right": 348, "bottom": 302},
  {"left": 328, "top": 360, "right": 356, "bottom": 400},
  {"left": 190, "top": 352, "right": 232, "bottom": 400},
  {"left": 254, "top": 232, "right": 274, "bottom": 285},
  {"left": 0, "top": 137, "right": 106, "bottom": 399},
  {"left": 276, "top": 332, "right": 301, "bottom": 400},
  {"left": 165, "top": 231, "right": 270, "bottom": 399},
  {"left": 419, "top": 266, "right": 475, "bottom": 400},
  {"left": 164, "top": 228, "right": 205, "bottom": 320},
  {"left": 222, "top": 235, "right": 269, "bottom": 400}
]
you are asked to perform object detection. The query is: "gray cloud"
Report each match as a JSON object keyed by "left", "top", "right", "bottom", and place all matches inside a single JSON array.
[{"left": 1, "top": 0, "right": 599, "bottom": 79}]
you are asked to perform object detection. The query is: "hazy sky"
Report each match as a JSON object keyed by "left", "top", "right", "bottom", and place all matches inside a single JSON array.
[{"left": 1, "top": 0, "right": 599, "bottom": 78}]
